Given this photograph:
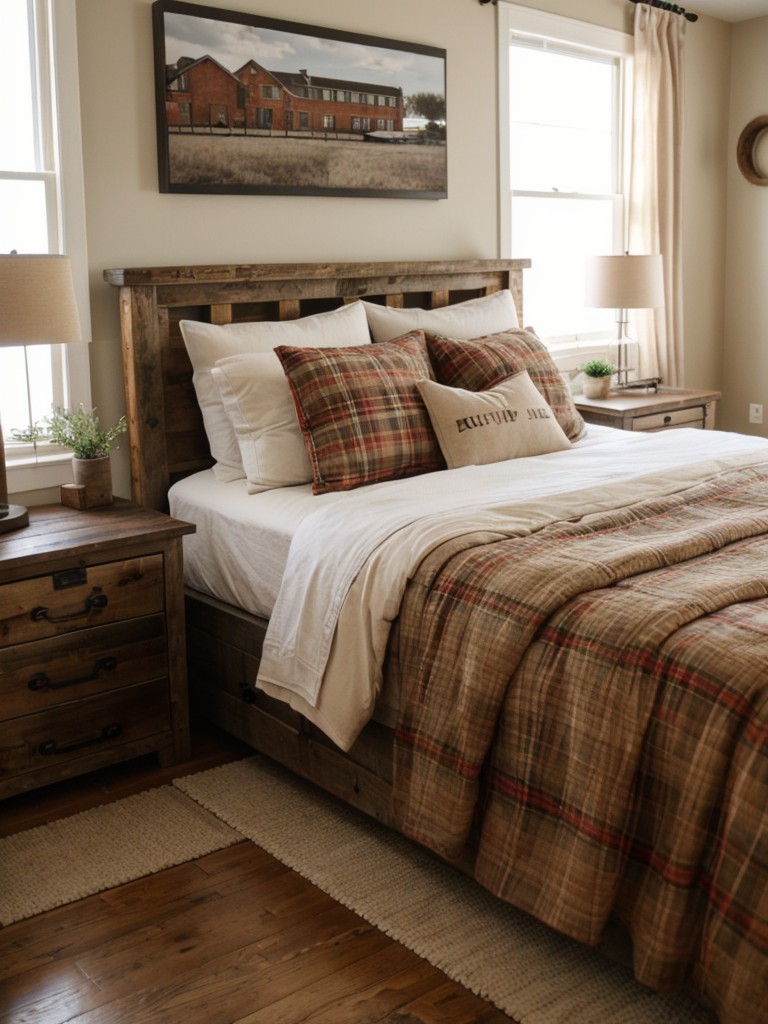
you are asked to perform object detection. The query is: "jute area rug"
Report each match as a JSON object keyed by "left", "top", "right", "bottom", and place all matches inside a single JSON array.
[
  {"left": 1, "top": 756, "right": 715, "bottom": 1024},
  {"left": 0, "top": 785, "right": 239, "bottom": 925}
]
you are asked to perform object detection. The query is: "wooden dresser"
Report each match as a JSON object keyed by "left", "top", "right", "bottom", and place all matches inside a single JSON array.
[{"left": 0, "top": 500, "right": 194, "bottom": 798}]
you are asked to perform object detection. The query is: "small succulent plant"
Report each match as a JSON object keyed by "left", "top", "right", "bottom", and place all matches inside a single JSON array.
[
  {"left": 46, "top": 404, "right": 127, "bottom": 460},
  {"left": 581, "top": 358, "right": 616, "bottom": 379}
]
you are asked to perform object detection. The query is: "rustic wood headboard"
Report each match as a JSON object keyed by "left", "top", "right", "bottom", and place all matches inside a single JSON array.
[{"left": 104, "top": 259, "right": 530, "bottom": 511}]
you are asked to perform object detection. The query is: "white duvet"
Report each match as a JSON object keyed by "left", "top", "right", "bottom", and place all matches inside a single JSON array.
[{"left": 255, "top": 426, "right": 768, "bottom": 750}]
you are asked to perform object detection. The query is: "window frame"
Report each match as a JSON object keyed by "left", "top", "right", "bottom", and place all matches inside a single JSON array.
[
  {"left": 4, "top": 0, "right": 92, "bottom": 496},
  {"left": 497, "top": 4, "right": 632, "bottom": 353}
]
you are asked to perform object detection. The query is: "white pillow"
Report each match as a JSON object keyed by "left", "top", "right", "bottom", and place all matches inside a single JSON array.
[
  {"left": 180, "top": 301, "right": 370, "bottom": 481},
  {"left": 211, "top": 352, "right": 312, "bottom": 493},
  {"left": 362, "top": 289, "right": 519, "bottom": 344},
  {"left": 416, "top": 371, "right": 571, "bottom": 469}
]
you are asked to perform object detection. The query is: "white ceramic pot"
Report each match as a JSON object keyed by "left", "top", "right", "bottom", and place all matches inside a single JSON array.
[{"left": 583, "top": 375, "right": 612, "bottom": 399}]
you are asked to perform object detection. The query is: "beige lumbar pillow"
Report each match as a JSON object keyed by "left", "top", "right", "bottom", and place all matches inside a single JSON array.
[{"left": 417, "top": 371, "right": 571, "bottom": 469}]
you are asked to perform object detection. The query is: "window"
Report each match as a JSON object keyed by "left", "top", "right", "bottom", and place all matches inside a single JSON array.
[
  {"left": 0, "top": 0, "right": 91, "bottom": 493},
  {"left": 323, "top": 115, "right": 336, "bottom": 130},
  {"left": 499, "top": 6, "right": 631, "bottom": 352}
]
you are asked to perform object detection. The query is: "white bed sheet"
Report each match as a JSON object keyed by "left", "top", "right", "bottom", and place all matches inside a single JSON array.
[
  {"left": 170, "top": 471, "right": 349, "bottom": 618},
  {"left": 169, "top": 423, "right": 623, "bottom": 619}
]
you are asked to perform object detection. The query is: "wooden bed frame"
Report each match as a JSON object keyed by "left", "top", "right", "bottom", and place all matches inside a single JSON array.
[{"left": 104, "top": 259, "right": 529, "bottom": 827}]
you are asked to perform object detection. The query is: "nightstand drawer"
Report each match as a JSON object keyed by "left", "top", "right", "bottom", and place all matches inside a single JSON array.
[
  {"left": 631, "top": 406, "right": 706, "bottom": 431},
  {"left": 0, "top": 554, "right": 164, "bottom": 646},
  {"left": 1, "top": 615, "right": 168, "bottom": 717},
  {"left": 0, "top": 680, "right": 170, "bottom": 779}
]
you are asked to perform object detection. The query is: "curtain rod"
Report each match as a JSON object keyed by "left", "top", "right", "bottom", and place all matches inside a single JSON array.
[
  {"left": 628, "top": 0, "right": 698, "bottom": 21},
  {"left": 479, "top": 0, "right": 697, "bottom": 21}
]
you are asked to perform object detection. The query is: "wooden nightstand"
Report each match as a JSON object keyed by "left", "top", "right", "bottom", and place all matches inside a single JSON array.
[
  {"left": 0, "top": 500, "right": 195, "bottom": 798},
  {"left": 575, "top": 387, "right": 721, "bottom": 432}
]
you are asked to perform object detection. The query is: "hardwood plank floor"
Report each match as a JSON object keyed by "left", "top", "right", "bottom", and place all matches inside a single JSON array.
[{"left": 0, "top": 720, "right": 516, "bottom": 1024}]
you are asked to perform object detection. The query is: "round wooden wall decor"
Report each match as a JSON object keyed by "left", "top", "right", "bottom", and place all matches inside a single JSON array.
[{"left": 736, "top": 115, "right": 768, "bottom": 185}]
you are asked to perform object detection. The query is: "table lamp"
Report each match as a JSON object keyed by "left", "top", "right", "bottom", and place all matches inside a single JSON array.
[
  {"left": 0, "top": 253, "right": 82, "bottom": 534},
  {"left": 585, "top": 253, "right": 665, "bottom": 387}
]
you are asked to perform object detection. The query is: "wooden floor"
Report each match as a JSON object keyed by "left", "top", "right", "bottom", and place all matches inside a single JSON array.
[{"left": 0, "top": 721, "right": 516, "bottom": 1024}]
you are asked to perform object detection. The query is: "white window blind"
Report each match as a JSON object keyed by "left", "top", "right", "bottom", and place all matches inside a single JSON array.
[{"left": 0, "top": 0, "right": 91, "bottom": 493}]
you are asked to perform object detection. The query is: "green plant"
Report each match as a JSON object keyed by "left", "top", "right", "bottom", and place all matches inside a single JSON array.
[
  {"left": 46, "top": 404, "right": 127, "bottom": 460},
  {"left": 581, "top": 358, "right": 616, "bottom": 379}
]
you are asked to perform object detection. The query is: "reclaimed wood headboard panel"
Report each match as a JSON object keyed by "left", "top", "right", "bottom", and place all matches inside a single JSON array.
[{"left": 104, "top": 259, "right": 530, "bottom": 511}]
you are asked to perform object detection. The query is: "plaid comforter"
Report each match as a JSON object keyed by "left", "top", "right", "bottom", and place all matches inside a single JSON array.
[{"left": 390, "top": 462, "right": 768, "bottom": 1024}]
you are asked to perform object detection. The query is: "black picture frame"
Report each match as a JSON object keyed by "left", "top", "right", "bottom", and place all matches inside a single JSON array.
[{"left": 152, "top": 1, "right": 447, "bottom": 199}]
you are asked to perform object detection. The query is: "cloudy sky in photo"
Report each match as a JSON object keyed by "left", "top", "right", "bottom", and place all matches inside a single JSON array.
[{"left": 162, "top": 10, "right": 445, "bottom": 98}]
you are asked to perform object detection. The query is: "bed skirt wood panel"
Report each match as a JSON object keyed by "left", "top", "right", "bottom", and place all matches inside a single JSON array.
[{"left": 185, "top": 589, "right": 396, "bottom": 825}]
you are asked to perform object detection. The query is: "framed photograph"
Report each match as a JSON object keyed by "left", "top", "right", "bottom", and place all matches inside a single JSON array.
[{"left": 152, "top": 1, "right": 447, "bottom": 199}]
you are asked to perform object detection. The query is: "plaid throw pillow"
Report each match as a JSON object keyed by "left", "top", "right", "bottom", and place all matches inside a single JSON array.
[
  {"left": 426, "top": 329, "right": 586, "bottom": 442},
  {"left": 276, "top": 331, "right": 444, "bottom": 494}
]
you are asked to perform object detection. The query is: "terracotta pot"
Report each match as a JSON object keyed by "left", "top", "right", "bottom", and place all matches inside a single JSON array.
[
  {"left": 583, "top": 375, "right": 612, "bottom": 400},
  {"left": 71, "top": 455, "right": 114, "bottom": 507}
]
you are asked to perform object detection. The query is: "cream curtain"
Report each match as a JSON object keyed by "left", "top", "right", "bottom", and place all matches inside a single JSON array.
[{"left": 628, "top": 5, "right": 686, "bottom": 385}]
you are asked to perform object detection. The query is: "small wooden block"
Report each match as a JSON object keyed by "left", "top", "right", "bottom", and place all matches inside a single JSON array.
[
  {"left": 61, "top": 483, "right": 114, "bottom": 510},
  {"left": 60, "top": 483, "right": 89, "bottom": 509}
]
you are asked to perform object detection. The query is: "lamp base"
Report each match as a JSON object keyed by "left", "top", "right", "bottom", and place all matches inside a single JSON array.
[{"left": 0, "top": 503, "right": 30, "bottom": 534}]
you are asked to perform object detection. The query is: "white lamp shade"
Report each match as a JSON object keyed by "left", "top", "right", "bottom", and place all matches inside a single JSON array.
[
  {"left": 585, "top": 254, "right": 665, "bottom": 310},
  {"left": 0, "top": 254, "right": 81, "bottom": 345}
]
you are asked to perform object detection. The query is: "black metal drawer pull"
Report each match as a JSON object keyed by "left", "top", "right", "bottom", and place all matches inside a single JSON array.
[
  {"left": 240, "top": 683, "right": 258, "bottom": 704},
  {"left": 38, "top": 723, "right": 122, "bottom": 756},
  {"left": 30, "top": 588, "right": 108, "bottom": 623},
  {"left": 28, "top": 656, "right": 118, "bottom": 693}
]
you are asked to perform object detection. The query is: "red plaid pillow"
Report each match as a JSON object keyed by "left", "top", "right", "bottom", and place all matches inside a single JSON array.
[
  {"left": 276, "top": 331, "right": 444, "bottom": 494},
  {"left": 426, "top": 328, "right": 586, "bottom": 442}
]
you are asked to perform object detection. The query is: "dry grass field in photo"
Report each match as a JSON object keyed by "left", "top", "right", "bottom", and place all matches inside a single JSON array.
[{"left": 168, "top": 134, "right": 447, "bottom": 194}]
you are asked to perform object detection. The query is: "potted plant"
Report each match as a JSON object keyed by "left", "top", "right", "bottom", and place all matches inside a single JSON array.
[
  {"left": 581, "top": 358, "right": 616, "bottom": 400},
  {"left": 46, "top": 404, "right": 127, "bottom": 507}
]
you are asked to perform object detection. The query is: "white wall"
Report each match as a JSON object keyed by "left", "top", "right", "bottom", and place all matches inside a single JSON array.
[
  {"left": 66, "top": 0, "right": 739, "bottom": 501},
  {"left": 722, "top": 17, "right": 768, "bottom": 436}
]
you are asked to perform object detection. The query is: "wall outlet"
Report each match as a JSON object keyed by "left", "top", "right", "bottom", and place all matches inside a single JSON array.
[{"left": 749, "top": 403, "right": 763, "bottom": 424}]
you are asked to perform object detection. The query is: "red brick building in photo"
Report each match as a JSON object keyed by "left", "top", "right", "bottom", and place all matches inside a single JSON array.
[{"left": 165, "top": 55, "right": 404, "bottom": 136}]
